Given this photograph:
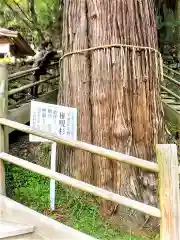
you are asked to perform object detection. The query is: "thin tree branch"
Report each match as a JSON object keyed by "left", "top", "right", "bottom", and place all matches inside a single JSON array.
[
  {"left": 12, "top": 0, "right": 32, "bottom": 23},
  {"left": 12, "top": 0, "right": 44, "bottom": 40},
  {"left": 2, "top": 0, "right": 32, "bottom": 29}
]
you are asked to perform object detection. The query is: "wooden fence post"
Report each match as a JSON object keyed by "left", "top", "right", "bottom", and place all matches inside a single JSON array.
[
  {"left": 156, "top": 144, "right": 180, "bottom": 239},
  {"left": 0, "top": 63, "right": 8, "bottom": 195}
]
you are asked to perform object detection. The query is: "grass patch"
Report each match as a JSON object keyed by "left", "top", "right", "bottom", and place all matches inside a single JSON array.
[{"left": 5, "top": 164, "right": 154, "bottom": 240}]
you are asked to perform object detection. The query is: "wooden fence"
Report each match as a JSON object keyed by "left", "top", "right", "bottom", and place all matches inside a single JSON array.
[
  {"left": 0, "top": 64, "right": 180, "bottom": 239},
  {"left": 8, "top": 61, "right": 59, "bottom": 109},
  {"left": 162, "top": 64, "right": 180, "bottom": 101}
]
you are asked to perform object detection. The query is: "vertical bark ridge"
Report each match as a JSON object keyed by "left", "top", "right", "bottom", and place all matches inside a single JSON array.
[{"left": 58, "top": 0, "right": 92, "bottom": 183}]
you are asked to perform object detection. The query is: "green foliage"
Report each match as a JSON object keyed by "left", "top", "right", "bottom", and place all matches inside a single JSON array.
[
  {"left": 0, "top": 57, "right": 13, "bottom": 64},
  {"left": 5, "top": 164, "right": 50, "bottom": 210},
  {"left": 0, "top": 0, "right": 61, "bottom": 44},
  {"left": 35, "top": 0, "right": 60, "bottom": 29},
  {"left": 5, "top": 164, "right": 151, "bottom": 240}
]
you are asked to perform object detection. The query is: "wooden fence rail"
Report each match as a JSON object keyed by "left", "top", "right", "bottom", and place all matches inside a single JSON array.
[
  {"left": 7, "top": 61, "right": 59, "bottom": 112},
  {"left": 8, "top": 74, "right": 60, "bottom": 96},
  {"left": 161, "top": 85, "right": 180, "bottom": 101},
  {"left": 0, "top": 152, "right": 161, "bottom": 218},
  {"left": 8, "top": 61, "right": 59, "bottom": 82},
  {"left": 163, "top": 64, "right": 180, "bottom": 77},
  {"left": 163, "top": 74, "right": 180, "bottom": 87},
  {"left": 0, "top": 63, "right": 180, "bottom": 239},
  {"left": 0, "top": 118, "right": 159, "bottom": 172}
]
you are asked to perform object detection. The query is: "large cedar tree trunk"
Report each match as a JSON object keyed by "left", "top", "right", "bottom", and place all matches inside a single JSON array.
[{"left": 57, "top": 0, "right": 164, "bottom": 219}]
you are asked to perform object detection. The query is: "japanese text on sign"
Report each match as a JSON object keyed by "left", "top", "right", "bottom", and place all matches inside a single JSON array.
[{"left": 29, "top": 100, "right": 77, "bottom": 142}]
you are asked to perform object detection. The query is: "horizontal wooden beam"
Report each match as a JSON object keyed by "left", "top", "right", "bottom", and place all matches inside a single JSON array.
[
  {"left": 163, "top": 65, "right": 180, "bottom": 78},
  {"left": 1, "top": 195, "right": 96, "bottom": 239},
  {"left": 8, "top": 62, "right": 59, "bottom": 82},
  {"left": 0, "top": 118, "right": 159, "bottom": 172},
  {"left": 0, "top": 152, "right": 161, "bottom": 218},
  {"left": 163, "top": 74, "right": 180, "bottom": 87},
  {"left": 8, "top": 67, "right": 38, "bottom": 81},
  {"left": 8, "top": 75, "right": 59, "bottom": 96},
  {"left": 161, "top": 86, "right": 180, "bottom": 101}
]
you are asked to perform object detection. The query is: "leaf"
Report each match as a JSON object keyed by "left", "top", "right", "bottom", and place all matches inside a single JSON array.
[{"left": 0, "top": 0, "right": 61, "bottom": 44}]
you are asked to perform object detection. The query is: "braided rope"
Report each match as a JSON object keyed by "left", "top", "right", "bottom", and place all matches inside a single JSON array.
[{"left": 59, "top": 43, "right": 162, "bottom": 62}]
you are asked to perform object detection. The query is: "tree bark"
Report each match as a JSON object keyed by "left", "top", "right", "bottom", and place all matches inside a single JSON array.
[
  {"left": 57, "top": 1, "right": 93, "bottom": 183},
  {"left": 58, "top": 0, "right": 164, "bottom": 220}
]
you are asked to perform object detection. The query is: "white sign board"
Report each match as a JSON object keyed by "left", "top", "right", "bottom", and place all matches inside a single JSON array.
[
  {"left": 29, "top": 100, "right": 77, "bottom": 211},
  {"left": 29, "top": 100, "right": 77, "bottom": 142},
  {"left": 0, "top": 44, "right": 10, "bottom": 54}
]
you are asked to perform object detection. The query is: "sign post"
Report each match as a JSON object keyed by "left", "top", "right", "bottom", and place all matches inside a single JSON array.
[
  {"left": 50, "top": 142, "right": 57, "bottom": 211},
  {"left": 29, "top": 100, "right": 77, "bottom": 211}
]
